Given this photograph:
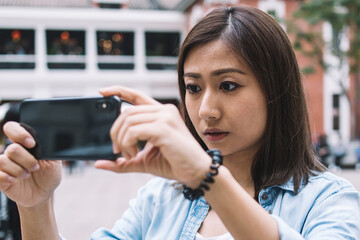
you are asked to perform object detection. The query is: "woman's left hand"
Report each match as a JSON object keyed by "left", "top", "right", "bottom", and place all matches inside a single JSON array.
[{"left": 94, "top": 85, "right": 211, "bottom": 187}]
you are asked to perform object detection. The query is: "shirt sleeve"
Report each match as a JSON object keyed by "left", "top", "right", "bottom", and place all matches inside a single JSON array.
[
  {"left": 272, "top": 215, "right": 303, "bottom": 240},
  {"left": 58, "top": 197, "right": 145, "bottom": 240},
  {"left": 90, "top": 180, "right": 153, "bottom": 240},
  {"left": 274, "top": 181, "right": 360, "bottom": 240}
]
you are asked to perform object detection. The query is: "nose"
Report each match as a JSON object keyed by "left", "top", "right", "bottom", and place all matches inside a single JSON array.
[{"left": 198, "top": 90, "right": 221, "bottom": 120}]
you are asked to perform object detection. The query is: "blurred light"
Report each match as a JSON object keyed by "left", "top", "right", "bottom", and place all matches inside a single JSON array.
[
  {"left": 98, "top": 39, "right": 105, "bottom": 47},
  {"left": 112, "top": 33, "right": 123, "bottom": 42},
  {"left": 104, "top": 47, "right": 112, "bottom": 53},
  {"left": 103, "top": 40, "right": 112, "bottom": 49},
  {"left": 112, "top": 49, "right": 121, "bottom": 55},
  {"left": 12, "top": 30, "right": 21, "bottom": 42},
  {"left": 103, "top": 39, "right": 112, "bottom": 53},
  {"left": 61, "top": 31, "right": 70, "bottom": 42}
]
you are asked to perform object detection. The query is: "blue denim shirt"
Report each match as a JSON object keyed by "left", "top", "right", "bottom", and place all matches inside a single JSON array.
[{"left": 83, "top": 171, "right": 359, "bottom": 239}]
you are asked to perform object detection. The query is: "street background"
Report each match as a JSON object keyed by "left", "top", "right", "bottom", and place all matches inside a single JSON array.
[
  {"left": 54, "top": 163, "right": 360, "bottom": 240},
  {"left": 54, "top": 164, "right": 153, "bottom": 240}
]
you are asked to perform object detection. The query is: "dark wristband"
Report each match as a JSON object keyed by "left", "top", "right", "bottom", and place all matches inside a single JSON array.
[{"left": 183, "top": 149, "right": 223, "bottom": 201}]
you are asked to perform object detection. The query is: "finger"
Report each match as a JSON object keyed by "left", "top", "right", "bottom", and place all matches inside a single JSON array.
[
  {"left": 94, "top": 157, "right": 145, "bottom": 173},
  {"left": 99, "top": 85, "right": 160, "bottom": 106},
  {"left": 4, "top": 144, "right": 40, "bottom": 172},
  {"left": 112, "top": 111, "right": 159, "bottom": 156},
  {"left": 110, "top": 106, "right": 158, "bottom": 154},
  {"left": 119, "top": 122, "right": 159, "bottom": 156},
  {"left": 0, "top": 154, "right": 31, "bottom": 179},
  {"left": 0, "top": 171, "right": 16, "bottom": 191},
  {"left": 3, "top": 122, "right": 36, "bottom": 148}
]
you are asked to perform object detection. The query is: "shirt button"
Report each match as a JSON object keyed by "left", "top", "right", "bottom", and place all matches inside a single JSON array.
[{"left": 261, "top": 193, "right": 268, "bottom": 201}]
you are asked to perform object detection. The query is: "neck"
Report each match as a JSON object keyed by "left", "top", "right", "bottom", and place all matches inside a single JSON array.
[{"left": 222, "top": 151, "right": 255, "bottom": 197}]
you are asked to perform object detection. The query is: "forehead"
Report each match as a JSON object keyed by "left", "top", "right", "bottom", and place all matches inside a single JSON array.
[{"left": 183, "top": 39, "right": 251, "bottom": 74}]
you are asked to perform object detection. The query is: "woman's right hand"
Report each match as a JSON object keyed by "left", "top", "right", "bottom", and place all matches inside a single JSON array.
[{"left": 0, "top": 121, "right": 62, "bottom": 208}]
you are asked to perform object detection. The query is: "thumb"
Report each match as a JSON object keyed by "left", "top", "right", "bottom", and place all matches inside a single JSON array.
[{"left": 94, "top": 157, "right": 145, "bottom": 173}]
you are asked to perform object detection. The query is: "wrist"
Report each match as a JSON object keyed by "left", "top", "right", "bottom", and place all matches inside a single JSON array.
[
  {"left": 17, "top": 193, "right": 54, "bottom": 218},
  {"left": 183, "top": 149, "right": 223, "bottom": 200},
  {"left": 18, "top": 194, "right": 59, "bottom": 240},
  {"left": 185, "top": 154, "right": 212, "bottom": 189}
]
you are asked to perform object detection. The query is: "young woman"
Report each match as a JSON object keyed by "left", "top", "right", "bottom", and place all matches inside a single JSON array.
[{"left": 0, "top": 5, "right": 359, "bottom": 240}]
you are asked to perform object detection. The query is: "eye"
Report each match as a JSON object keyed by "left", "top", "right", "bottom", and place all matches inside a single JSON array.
[
  {"left": 185, "top": 84, "right": 201, "bottom": 94},
  {"left": 220, "top": 81, "right": 239, "bottom": 91}
]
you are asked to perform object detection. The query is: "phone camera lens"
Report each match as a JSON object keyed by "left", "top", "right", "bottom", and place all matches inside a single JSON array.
[{"left": 96, "top": 100, "right": 114, "bottom": 111}]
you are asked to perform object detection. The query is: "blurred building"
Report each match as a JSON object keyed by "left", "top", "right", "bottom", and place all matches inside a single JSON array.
[
  {"left": 0, "top": 0, "right": 189, "bottom": 104},
  {"left": 0, "top": 0, "right": 353, "bottom": 147}
]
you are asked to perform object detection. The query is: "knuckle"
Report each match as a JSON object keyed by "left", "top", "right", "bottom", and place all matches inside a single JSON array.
[
  {"left": 122, "top": 106, "right": 133, "bottom": 116},
  {"left": 13, "top": 168, "right": 24, "bottom": 177},
  {"left": 162, "top": 105, "right": 177, "bottom": 122},
  {"left": 2, "top": 121, "right": 13, "bottom": 132},
  {"left": 126, "top": 127, "right": 137, "bottom": 139},
  {"left": 165, "top": 103, "right": 177, "bottom": 112},
  {"left": 165, "top": 104, "right": 179, "bottom": 118},
  {"left": 5, "top": 144, "right": 21, "bottom": 157},
  {"left": 0, "top": 155, "right": 7, "bottom": 167},
  {"left": 110, "top": 125, "right": 117, "bottom": 139}
]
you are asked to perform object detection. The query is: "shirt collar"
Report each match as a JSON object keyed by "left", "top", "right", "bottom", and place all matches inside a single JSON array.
[{"left": 271, "top": 176, "right": 307, "bottom": 193}]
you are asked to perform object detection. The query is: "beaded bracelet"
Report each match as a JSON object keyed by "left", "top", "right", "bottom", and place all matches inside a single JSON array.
[{"left": 183, "top": 149, "right": 223, "bottom": 200}]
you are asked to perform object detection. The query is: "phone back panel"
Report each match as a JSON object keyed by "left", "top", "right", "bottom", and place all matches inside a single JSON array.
[{"left": 19, "top": 96, "right": 121, "bottom": 160}]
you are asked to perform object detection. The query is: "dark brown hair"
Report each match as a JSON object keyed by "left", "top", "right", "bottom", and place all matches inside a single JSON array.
[{"left": 177, "top": 5, "right": 325, "bottom": 199}]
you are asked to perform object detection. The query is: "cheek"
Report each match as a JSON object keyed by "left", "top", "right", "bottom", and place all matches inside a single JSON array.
[
  {"left": 185, "top": 97, "right": 198, "bottom": 122},
  {"left": 232, "top": 93, "right": 267, "bottom": 135},
  {"left": 185, "top": 97, "right": 202, "bottom": 132}
]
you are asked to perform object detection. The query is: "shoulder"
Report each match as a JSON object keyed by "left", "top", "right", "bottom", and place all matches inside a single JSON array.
[
  {"left": 297, "top": 171, "right": 360, "bottom": 206},
  {"left": 273, "top": 171, "right": 359, "bottom": 207},
  {"left": 306, "top": 171, "right": 357, "bottom": 193},
  {"left": 271, "top": 171, "right": 360, "bottom": 231}
]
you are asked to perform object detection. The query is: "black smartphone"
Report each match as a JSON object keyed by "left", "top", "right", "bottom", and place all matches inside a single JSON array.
[{"left": 19, "top": 96, "right": 121, "bottom": 161}]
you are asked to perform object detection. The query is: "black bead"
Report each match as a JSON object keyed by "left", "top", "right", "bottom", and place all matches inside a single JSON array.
[{"left": 182, "top": 149, "right": 223, "bottom": 200}]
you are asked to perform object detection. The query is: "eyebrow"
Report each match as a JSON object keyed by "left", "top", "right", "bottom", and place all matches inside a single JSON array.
[
  {"left": 211, "top": 68, "right": 246, "bottom": 76},
  {"left": 184, "top": 68, "right": 246, "bottom": 79}
]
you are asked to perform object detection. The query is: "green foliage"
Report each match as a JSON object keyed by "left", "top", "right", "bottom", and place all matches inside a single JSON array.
[
  {"left": 290, "top": 0, "right": 360, "bottom": 74},
  {"left": 302, "top": 66, "right": 315, "bottom": 75},
  {"left": 290, "top": 0, "right": 360, "bottom": 138}
]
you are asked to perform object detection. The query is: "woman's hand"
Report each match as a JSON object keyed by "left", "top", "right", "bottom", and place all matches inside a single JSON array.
[
  {"left": 95, "top": 86, "right": 211, "bottom": 187},
  {"left": 0, "top": 121, "right": 62, "bottom": 208}
]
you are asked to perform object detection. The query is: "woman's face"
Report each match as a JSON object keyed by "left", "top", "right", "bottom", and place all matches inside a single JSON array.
[{"left": 183, "top": 39, "right": 267, "bottom": 159}]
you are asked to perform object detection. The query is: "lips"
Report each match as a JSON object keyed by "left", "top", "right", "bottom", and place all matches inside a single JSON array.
[{"left": 204, "top": 128, "right": 229, "bottom": 141}]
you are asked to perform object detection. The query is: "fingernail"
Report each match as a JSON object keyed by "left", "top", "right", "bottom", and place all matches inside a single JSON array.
[
  {"left": 24, "top": 138, "right": 35, "bottom": 148},
  {"left": 22, "top": 171, "right": 30, "bottom": 179},
  {"left": 123, "top": 153, "right": 131, "bottom": 160},
  {"left": 7, "top": 176, "right": 16, "bottom": 183},
  {"left": 31, "top": 164, "right": 40, "bottom": 171},
  {"left": 112, "top": 143, "right": 120, "bottom": 154},
  {"left": 117, "top": 158, "right": 125, "bottom": 164},
  {"left": 99, "top": 87, "right": 109, "bottom": 93}
]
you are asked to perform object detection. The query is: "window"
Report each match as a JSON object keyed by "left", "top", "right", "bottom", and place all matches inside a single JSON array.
[
  {"left": 145, "top": 31, "right": 180, "bottom": 70},
  {"left": 46, "top": 30, "right": 86, "bottom": 69},
  {"left": 0, "top": 28, "right": 35, "bottom": 69},
  {"left": 97, "top": 31, "right": 134, "bottom": 70},
  {"left": 98, "top": 3, "right": 122, "bottom": 8},
  {"left": 333, "top": 94, "right": 340, "bottom": 130}
]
